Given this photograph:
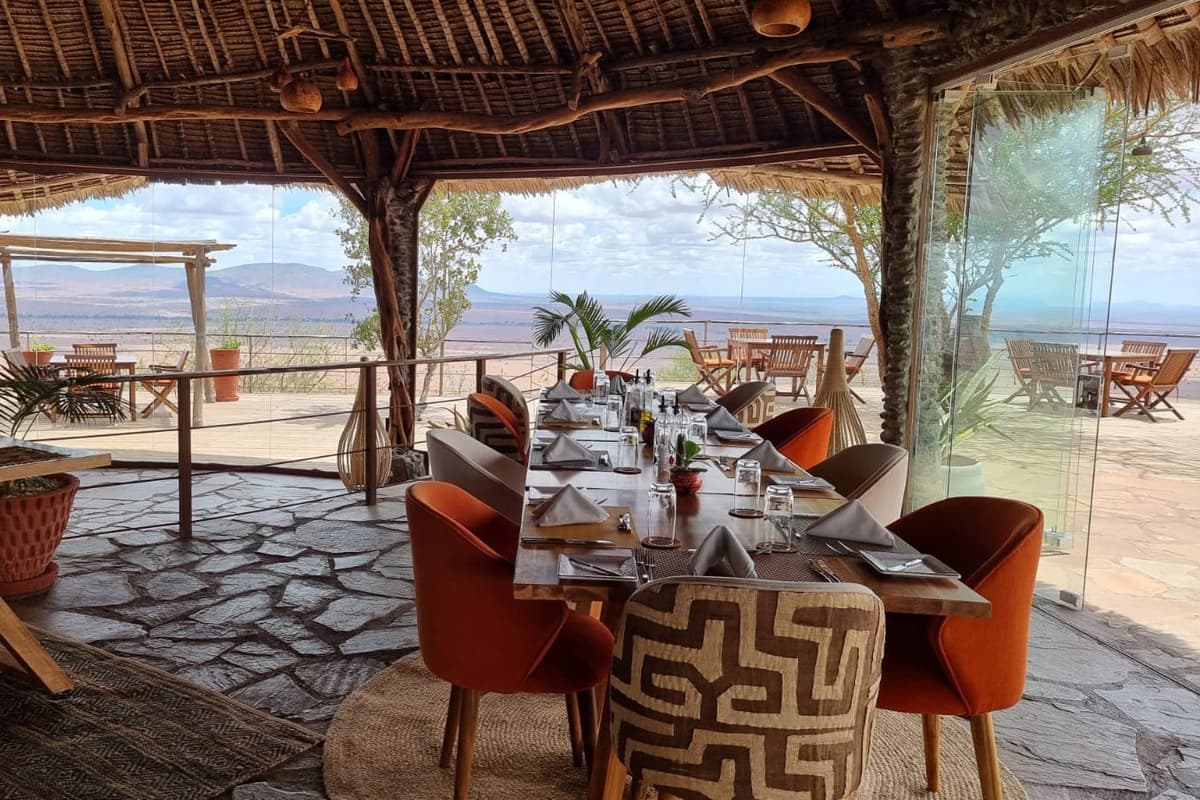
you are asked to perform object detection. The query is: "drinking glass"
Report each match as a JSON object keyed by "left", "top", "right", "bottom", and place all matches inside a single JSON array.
[
  {"left": 615, "top": 425, "right": 642, "bottom": 474},
  {"left": 604, "top": 396, "right": 623, "bottom": 431},
  {"left": 758, "top": 485, "right": 796, "bottom": 552},
  {"left": 660, "top": 388, "right": 677, "bottom": 409},
  {"left": 592, "top": 372, "right": 609, "bottom": 406},
  {"left": 686, "top": 413, "right": 708, "bottom": 449},
  {"left": 643, "top": 482, "right": 678, "bottom": 549},
  {"left": 731, "top": 458, "right": 763, "bottom": 518}
]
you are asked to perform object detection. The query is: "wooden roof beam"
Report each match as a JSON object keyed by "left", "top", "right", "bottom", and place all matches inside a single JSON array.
[
  {"left": 95, "top": 0, "right": 148, "bottom": 167},
  {"left": 2, "top": 250, "right": 195, "bottom": 265},
  {"left": 0, "top": 233, "right": 234, "bottom": 253},
  {"left": 769, "top": 68, "right": 881, "bottom": 161},
  {"left": 279, "top": 121, "right": 367, "bottom": 215}
]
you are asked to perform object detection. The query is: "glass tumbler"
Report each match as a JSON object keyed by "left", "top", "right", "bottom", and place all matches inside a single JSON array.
[
  {"left": 642, "top": 482, "right": 679, "bottom": 549},
  {"left": 686, "top": 413, "right": 708, "bottom": 449},
  {"left": 604, "top": 396, "right": 623, "bottom": 431},
  {"left": 592, "top": 372, "right": 609, "bottom": 406},
  {"left": 615, "top": 425, "right": 642, "bottom": 474},
  {"left": 758, "top": 485, "right": 796, "bottom": 552},
  {"left": 731, "top": 458, "right": 763, "bottom": 518}
]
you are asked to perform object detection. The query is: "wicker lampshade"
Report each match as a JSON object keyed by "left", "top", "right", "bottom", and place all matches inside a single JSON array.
[
  {"left": 337, "top": 364, "right": 393, "bottom": 492},
  {"left": 813, "top": 328, "right": 867, "bottom": 456},
  {"left": 280, "top": 75, "right": 323, "bottom": 113},
  {"left": 751, "top": 0, "right": 812, "bottom": 37}
]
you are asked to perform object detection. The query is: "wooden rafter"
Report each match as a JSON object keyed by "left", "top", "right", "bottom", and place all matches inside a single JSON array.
[
  {"left": 769, "top": 68, "right": 881, "bottom": 160},
  {"left": 279, "top": 121, "right": 367, "bottom": 215},
  {"left": 95, "top": 0, "right": 149, "bottom": 167}
]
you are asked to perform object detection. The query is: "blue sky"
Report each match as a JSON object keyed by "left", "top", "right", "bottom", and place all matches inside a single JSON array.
[{"left": 1, "top": 173, "right": 1198, "bottom": 306}]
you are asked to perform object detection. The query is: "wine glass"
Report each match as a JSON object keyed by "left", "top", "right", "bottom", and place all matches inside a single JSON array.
[
  {"left": 758, "top": 485, "right": 796, "bottom": 552},
  {"left": 731, "top": 458, "right": 763, "bottom": 519},
  {"left": 615, "top": 425, "right": 642, "bottom": 474},
  {"left": 642, "top": 482, "right": 678, "bottom": 549}
]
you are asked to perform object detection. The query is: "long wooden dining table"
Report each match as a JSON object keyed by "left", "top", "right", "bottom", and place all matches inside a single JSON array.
[{"left": 513, "top": 408, "right": 990, "bottom": 800}]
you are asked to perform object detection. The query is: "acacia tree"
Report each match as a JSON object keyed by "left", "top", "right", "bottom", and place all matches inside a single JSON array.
[{"left": 335, "top": 190, "right": 517, "bottom": 411}]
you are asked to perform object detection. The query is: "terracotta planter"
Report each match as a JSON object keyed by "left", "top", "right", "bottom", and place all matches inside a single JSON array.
[
  {"left": 210, "top": 347, "right": 241, "bottom": 402},
  {"left": 669, "top": 468, "right": 704, "bottom": 496},
  {"left": 0, "top": 473, "right": 79, "bottom": 597},
  {"left": 23, "top": 349, "right": 53, "bottom": 365}
]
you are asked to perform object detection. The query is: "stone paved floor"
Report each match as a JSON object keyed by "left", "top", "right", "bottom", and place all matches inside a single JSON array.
[{"left": 8, "top": 469, "right": 1199, "bottom": 800}]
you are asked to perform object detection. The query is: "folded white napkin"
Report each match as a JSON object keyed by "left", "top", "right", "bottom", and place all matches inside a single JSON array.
[
  {"left": 542, "top": 434, "right": 597, "bottom": 465},
  {"left": 805, "top": 500, "right": 896, "bottom": 547},
  {"left": 532, "top": 484, "right": 609, "bottom": 527},
  {"left": 705, "top": 405, "right": 747, "bottom": 433},
  {"left": 740, "top": 440, "right": 799, "bottom": 473},
  {"left": 547, "top": 400, "right": 583, "bottom": 422},
  {"left": 546, "top": 380, "right": 583, "bottom": 401},
  {"left": 608, "top": 375, "right": 626, "bottom": 395},
  {"left": 677, "top": 384, "right": 709, "bottom": 404},
  {"left": 687, "top": 526, "right": 757, "bottom": 579}
]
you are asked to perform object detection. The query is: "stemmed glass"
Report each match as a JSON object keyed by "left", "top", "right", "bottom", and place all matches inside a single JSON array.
[
  {"left": 730, "top": 458, "right": 763, "bottom": 519},
  {"left": 642, "top": 482, "right": 679, "bottom": 549},
  {"left": 757, "top": 485, "right": 796, "bottom": 552}
]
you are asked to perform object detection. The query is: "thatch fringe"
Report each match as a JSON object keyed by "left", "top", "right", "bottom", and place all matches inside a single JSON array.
[{"left": 0, "top": 172, "right": 146, "bottom": 216}]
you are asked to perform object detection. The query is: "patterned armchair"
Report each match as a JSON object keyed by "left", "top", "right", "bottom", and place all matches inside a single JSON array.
[
  {"left": 466, "top": 392, "right": 526, "bottom": 465},
  {"left": 480, "top": 374, "right": 530, "bottom": 442},
  {"left": 610, "top": 577, "right": 885, "bottom": 800}
]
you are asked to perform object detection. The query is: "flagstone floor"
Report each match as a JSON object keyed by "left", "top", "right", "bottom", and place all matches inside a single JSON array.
[{"left": 7, "top": 468, "right": 1199, "bottom": 800}]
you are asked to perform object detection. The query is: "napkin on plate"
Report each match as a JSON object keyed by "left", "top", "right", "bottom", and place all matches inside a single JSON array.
[
  {"left": 705, "top": 405, "right": 747, "bottom": 433},
  {"left": 805, "top": 500, "right": 896, "bottom": 547},
  {"left": 687, "top": 525, "right": 758, "bottom": 579},
  {"left": 547, "top": 400, "right": 584, "bottom": 422},
  {"left": 677, "top": 384, "right": 709, "bottom": 404},
  {"left": 545, "top": 380, "right": 583, "bottom": 401},
  {"left": 531, "top": 484, "right": 609, "bottom": 527},
  {"left": 608, "top": 375, "right": 626, "bottom": 395},
  {"left": 542, "top": 434, "right": 597, "bottom": 465},
  {"left": 740, "top": 440, "right": 799, "bottom": 473}
]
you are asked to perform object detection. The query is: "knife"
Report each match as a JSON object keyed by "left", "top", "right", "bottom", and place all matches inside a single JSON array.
[{"left": 522, "top": 537, "right": 619, "bottom": 547}]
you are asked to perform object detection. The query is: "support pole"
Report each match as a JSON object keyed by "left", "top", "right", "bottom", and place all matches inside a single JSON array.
[
  {"left": 184, "top": 254, "right": 211, "bottom": 427},
  {"left": 1, "top": 250, "right": 17, "bottom": 349},
  {"left": 177, "top": 378, "right": 193, "bottom": 539}
]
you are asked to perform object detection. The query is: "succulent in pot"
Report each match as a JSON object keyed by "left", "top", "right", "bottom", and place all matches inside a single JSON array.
[{"left": 668, "top": 434, "right": 705, "bottom": 496}]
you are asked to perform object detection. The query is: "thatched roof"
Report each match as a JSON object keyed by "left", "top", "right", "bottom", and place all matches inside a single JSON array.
[{"left": 0, "top": 170, "right": 144, "bottom": 215}]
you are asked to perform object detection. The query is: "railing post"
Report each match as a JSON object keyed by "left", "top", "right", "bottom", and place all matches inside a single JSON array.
[
  {"left": 177, "top": 377, "right": 193, "bottom": 538},
  {"left": 363, "top": 361, "right": 378, "bottom": 507},
  {"left": 476, "top": 358, "right": 487, "bottom": 392},
  {"left": 557, "top": 351, "right": 567, "bottom": 381}
]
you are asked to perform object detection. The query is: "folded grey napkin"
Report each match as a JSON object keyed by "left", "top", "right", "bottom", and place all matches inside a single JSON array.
[
  {"left": 531, "top": 484, "right": 609, "bottom": 527},
  {"left": 806, "top": 500, "right": 896, "bottom": 547},
  {"left": 687, "top": 525, "right": 758, "bottom": 579},
  {"left": 547, "top": 400, "right": 583, "bottom": 422},
  {"left": 608, "top": 375, "right": 626, "bottom": 395},
  {"left": 741, "top": 440, "right": 799, "bottom": 473},
  {"left": 545, "top": 380, "right": 583, "bottom": 401},
  {"left": 543, "top": 434, "right": 597, "bottom": 465},
  {"left": 677, "top": 384, "right": 709, "bottom": 404},
  {"left": 705, "top": 405, "right": 747, "bottom": 433}
]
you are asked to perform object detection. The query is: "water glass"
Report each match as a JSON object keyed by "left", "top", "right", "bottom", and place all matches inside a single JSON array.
[
  {"left": 731, "top": 458, "right": 763, "bottom": 518},
  {"left": 660, "top": 388, "right": 677, "bottom": 409},
  {"left": 686, "top": 414, "right": 707, "bottom": 449},
  {"left": 592, "top": 372, "right": 609, "bottom": 405},
  {"left": 615, "top": 425, "right": 642, "bottom": 474},
  {"left": 758, "top": 485, "right": 796, "bottom": 552},
  {"left": 643, "top": 482, "right": 678, "bottom": 549},
  {"left": 604, "top": 396, "right": 623, "bottom": 431}
]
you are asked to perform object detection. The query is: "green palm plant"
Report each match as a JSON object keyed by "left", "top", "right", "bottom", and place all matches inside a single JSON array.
[
  {"left": 1, "top": 361, "right": 125, "bottom": 439},
  {"left": 938, "top": 355, "right": 1009, "bottom": 462},
  {"left": 531, "top": 291, "right": 691, "bottom": 372}
]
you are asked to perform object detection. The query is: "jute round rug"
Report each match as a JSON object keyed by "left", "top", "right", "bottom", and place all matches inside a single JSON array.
[{"left": 325, "top": 654, "right": 1027, "bottom": 800}]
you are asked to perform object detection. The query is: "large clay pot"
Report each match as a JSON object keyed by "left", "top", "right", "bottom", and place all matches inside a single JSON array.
[
  {"left": 939, "top": 454, "right": 985, "bottom": 497},
  {"left": 22, "top": 349, "right": 53, "bottom": 366},
  {"left": 210, "top": 347, "right": 241, "bottom": 402},
  {"left": 0, "top": 473, "right": 79, "bottom": 597}
]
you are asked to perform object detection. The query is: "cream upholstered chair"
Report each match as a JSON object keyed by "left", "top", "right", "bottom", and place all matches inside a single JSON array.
[
  {"left": 808, "top": 443, "right": 910, "bottom": 524},
  {"left": 715, "top": 381, "right": 775, "bottom": 427},
  {"left": 426, "top": 429, "right": 525, "bottom": 525},
  {"left": 610, "top": 577, "right": 884, "bottom": 800}
]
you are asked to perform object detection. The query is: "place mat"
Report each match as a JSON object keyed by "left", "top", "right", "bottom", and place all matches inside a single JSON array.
[
  {"left": 521, "top": 505, "right": 639, "bottom": 547},
  {"left": 527, "top": 446, "right": 613, "bottom": 472},
  {"left": 0, "top": 629, "right": 322, "bottom": 800},
  {"left": 537, "top": 418, "right": 602, "bottom": 430}
]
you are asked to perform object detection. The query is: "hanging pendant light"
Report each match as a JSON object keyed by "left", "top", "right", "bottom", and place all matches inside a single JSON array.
[
  {"left": 751, "top": 0, "right": 812, "bottom": 37},
  {"left": 336, "top": 57, "right": 359, "bottom": 92},
  {"left": 1131, "top": 136, "right": 1153, "bottom": 156},
  {"left": 280, "top": 73, "right": 323, "bottom": 113}
]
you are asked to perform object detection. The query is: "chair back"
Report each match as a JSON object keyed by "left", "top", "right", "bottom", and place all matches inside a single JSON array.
[
  {"left": 682, "top": 328, "right": 705, "bottom": 365},
  {"left": 728, "top": 327, "right": 768, "bottom": 366},
  {"left": 1029, "top": 341, "right": 1078, "bottom": 386},
  {"left": 63, "top": 353, "right": 117, "bottom": 376},
  {"left": 72, "top": 342, "right": 117, "bottom": 355},
  {"left": 809, "top": 443, "right": 909, "bottom": 524},
  {"left": 888, "top": 497, "right": 1043, "bottom": 714},
  {"left": 480, "top": 374, "right": 529, "bottom": 439},
  {"left": 715, "top": 381, "right": 773, "bottom": 417},
  {"left": 467, "top": 392, "right": 526, "bottom": 464},
  {"left": 1005, "top": 337, "right": 1034, "bottom": 375},
  {"left": 1152, "top": 349, "right": 1198, "bottom": 388},
  {"left": 752, "top": 407, "right": 833, "bottom": 469},
  {"left": 766, "top": 335, "right": 818, "bottom": 374},
  {"left": 845, "top": 336, "right": 875, "bottom": 375},
  {"left": 427, "top": 429, "right": 526, "bottom": 525},
  {"left": 568, "top": 369, "right": 635, "bottom": 392},
  {"left": 157, "top": 351, "right": 190, "bottom": 371},
  {"left": 1119, "top": 340, "right": 1167, "bottom": 361},
  {"left": 610, "top": 577, "right": 884, "bottom": 800}
]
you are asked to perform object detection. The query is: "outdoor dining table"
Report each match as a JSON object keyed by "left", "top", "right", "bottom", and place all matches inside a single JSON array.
[
  {"left": 513, "top": 415, "right": 989, "bottom": 800},
  {"left": 734, "top": 338, "right": 827, "bottom": 389},
  {"left": 1080, "top": 350, "right": 1158, "bottom": 417},
  {"left": 48, "top": 352, "right": 140, "bottom": 419}
]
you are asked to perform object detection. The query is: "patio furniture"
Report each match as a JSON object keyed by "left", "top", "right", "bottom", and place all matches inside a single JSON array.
[
  {"left": 877, "top": 496, "right": 1043, "bottom": 800},
  {"left": 61, "top": 353, "right": 124, "bottom": 421},
  {"left": 406, "top": 481, "right": 613, "bottom": 800},
  {"left": 49, "top": 351, "right": 139, "bottom": 418},
  {"left": 752, "top": 407, "right": 834, "bottom": 470},
  {"left": 0, "top": 596, "right": 73, "bottom": 693},
  {"left": 1002, "top": 338, "right": 1036, "bottom": 404},
  {"left": 609, "top": 577, "right": 884, "bottom": 800},
  {"left": 727, "top": 326, "right": 769, "bottom": 379},
  {"left": 137, "top": 350, "right": 189, "bottom": 418},
  {"left": 809, "top": 443, "right": 909, "bottom": 524},
  {"left": 567, "top": 369, "right": 635, "bottom": 392},
  {"left": 71, "top": 342, "right": 117, "bottom": 356},
  {"left": 1027, "top": 342, "right": 1081, "bottom": 409},
  {"left": 467, "top": 392, "right": 527, "bottom": 465},
  {"left": 844, "top": 335, "right": 876, "bottom": 402},
  {"left": 481, "top": 374, "right": 530, "bottom": 445},
  {"left": 682, "top": 328, "right": 735, "bottom": 395},
  {"left": 714, "top": 380, "right": 774, "bottom": 426},
  {"left": 427, "top": 430, "right": 525, "bottom": 524},
  {"left": 763, "top": 334, "right": 820, "bottom": 402},
  {"left": 1113, "top": 348, "right": 1198, "bottom": 422},
  {"left": 1111, "top": 340, "right": 1167, "bottom": 382}
]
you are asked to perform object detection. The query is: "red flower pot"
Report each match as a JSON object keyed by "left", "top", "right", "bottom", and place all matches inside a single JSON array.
[
  {"left": 22, "top": 349, "right": 53, "bottom": 365},
  {"left": 669, "top": 468, "right": 704, "bottom": 496},
  {"left": 0, "top": 473, "right": 79, "bottom": 597},
  {"left": 210, "top": 347, "right": 241, "bottom": 402}
]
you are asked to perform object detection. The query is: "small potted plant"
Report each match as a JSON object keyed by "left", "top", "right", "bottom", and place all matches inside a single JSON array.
[
  {"left": 210, "top": 336, "right": 242, "bottom": 402},
  {"left": 22, "top": 341, "right": 55, "bottom": 366},
  {"left": 669, "top": 433, "right": 705, "bottom": 496}
]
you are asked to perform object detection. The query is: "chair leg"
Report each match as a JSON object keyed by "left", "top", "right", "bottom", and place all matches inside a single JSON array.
[
  {"left": 577, "top": 687, "right": 597, "bottom": 773},
  {"left": 921, "top": 714, "right": 940, "bottom": 792},
  {"left": 454, "top": 689, "right": 481, "bottom": 800},
  {"left": 969, "top": 713, "right": 1003, "bottom": 800},
  {"left": 565, "top": 693, "right": 584, "bottom": 768},
  {"left": 440, "top": 685, "right": 462, "bottom": 769},
  {"left": 849, "top": 386, "right": 864, "bottom": 403}
]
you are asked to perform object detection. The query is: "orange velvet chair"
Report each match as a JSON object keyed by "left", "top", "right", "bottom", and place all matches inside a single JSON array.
[
  {"left": 467, "top": 391, "right": 527, "bottom": 464},
  {"left": 406, "top": 482, "right": 614, "bottom": 800},
  {"left": 877, "top": 496, "right": 1043, "bottom": 800},
  {"left": 567, "top": 369, "right": 635, "bottom": 392},
  {"left": 751, "top": 407, "right": 833, "bottom": 469}
]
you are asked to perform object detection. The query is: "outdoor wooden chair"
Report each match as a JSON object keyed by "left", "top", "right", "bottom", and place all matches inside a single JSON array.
[
  {"left": 1028, "top": 342, "right": 1082, "bottom": 409},
  {"left": 682, "top": 328, "right": 735, "bottom": 395},
  {"left": 1110, "top": 340, "right": 1168, "bottom": 383},
  {"left": 72, "top": 342, "right": 117, "bottom": 356},
  {"left": 62, "top": 353, "right": 123, "bottom": 420},
  {"left": 762, "top": 334, "right": 819, "bottom": 402},
  {"left": 844, "top": 335, "right": 875, "bottom": 403},
  {"left": 1114, "top": 348, "right": 1197, "bottom": 422},
  {"left": 726, "top": 326, "right": 768, "bottom": 380},
  {"left": 138, "top": 350, "right": 189, "bottom": 418},
  {"left": 1002, "top": 338, "right": 1037, "bottom": 404}
]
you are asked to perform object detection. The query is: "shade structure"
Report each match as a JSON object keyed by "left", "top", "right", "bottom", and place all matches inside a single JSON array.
[{"left": 813, "top": 327, "right": 867, "bottom": 456}]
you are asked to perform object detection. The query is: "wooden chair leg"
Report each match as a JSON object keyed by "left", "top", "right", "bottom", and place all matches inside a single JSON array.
[
  {"left": 566, "top": 693, "right": 584, "bottom": 768},
  {"left": 454, "top": 689, "right": 481, "bottom": 800},
  {"left": 969, "top": 713, "right": 1003, "bottom": 800},
  {"left": 577, "top": 687, "right": 597, "bottom": 773},
  {"left": 440, "top": 685, "right": 462, "bottom": 769},
  {"left": 921, "top": 713, "right": 940, "bottom": 792}
]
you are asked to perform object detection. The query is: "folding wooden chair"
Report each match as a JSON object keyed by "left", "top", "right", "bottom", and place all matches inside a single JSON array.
[
  {"left": 1110, "top": 340, "right": 1167, "bottom": 383},
  {"left": 727, "top": 327, "right": 768, "bottom": 380},
  {"left": 72, "top": 342, "right": 117, "bottom": 356},
  {"left": 762, "top": 335, "right": 819, "bottom": 402},
  {"left": 1002, "top": 338, "right": 1037, "bottom": 404},
  {"left": 1028, "top": 342, "right": 1080, "bottom": 409},
  {"left": 0, "top": 597, "right": 72, "bottom": 694},
  {"left": 844, "top": 335, "right": 875, "bottom": 403},
  {"left": 1114, "top": 349, "right": 1197, "bottom": 422},
  {"left": 139, "top": 350, "right": 189, "bottom": 418},
  {"left": 682, "top": 328, "right": 735, "bottom": 395}
]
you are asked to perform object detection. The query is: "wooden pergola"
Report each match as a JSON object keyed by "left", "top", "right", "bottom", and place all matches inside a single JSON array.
[{"left": 0, "top": 0, "right": 1197, "bottom": 447}]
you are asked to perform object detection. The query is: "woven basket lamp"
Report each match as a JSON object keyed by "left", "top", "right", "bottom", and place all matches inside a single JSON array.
[
  {"left": 751, "top": 0, "right": 812, "bottom": 36},
  {"left": 337, "top": 362, "right": 393, "bottom": 491},
  {"left": 813, "top": 328, "right": 867, "bottom": 456}
]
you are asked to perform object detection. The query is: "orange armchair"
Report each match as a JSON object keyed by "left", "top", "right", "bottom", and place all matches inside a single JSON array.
[
  {"left": 567, "top": 369, "right": 635, "bottom": 392},
  {"left": 877, "top": 496, "right": 1043, "bottom": 800},
  {"left": 751, "top": 407, "right": 833, "bottom": 469},
  {"left": 406, "top": 482, "right": 614, "bottom": 800}
]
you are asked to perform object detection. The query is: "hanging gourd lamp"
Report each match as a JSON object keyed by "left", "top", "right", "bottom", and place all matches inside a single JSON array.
[
  {"left": 267, "top": 66, "right": 290, "bottom": 93},
  {"left": 280, "top": 73, "right": 323, "bottom": 113},
  {"left": 336, "top": 57, "right": 359, "bottom": 92},
  {"left": 751, "top": 0, "right": 812, "bottom": 36}
]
